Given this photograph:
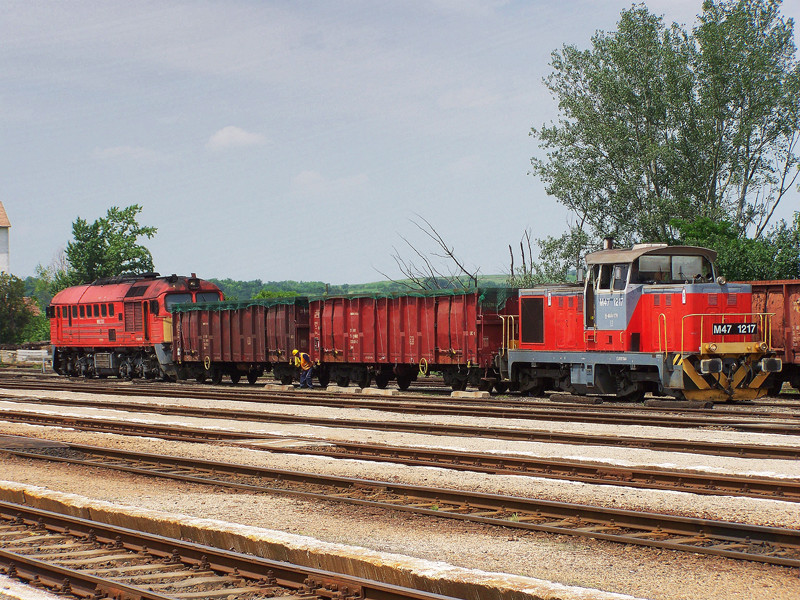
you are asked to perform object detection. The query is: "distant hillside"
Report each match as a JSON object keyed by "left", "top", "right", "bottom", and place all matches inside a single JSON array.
[{"left": 209, "top": 276, "right": 512, "bottom": 301}]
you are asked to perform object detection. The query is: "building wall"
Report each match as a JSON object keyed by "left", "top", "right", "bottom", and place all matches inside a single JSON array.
[{"left": 0, "top": 227, "right": 8, "bottom": 273}]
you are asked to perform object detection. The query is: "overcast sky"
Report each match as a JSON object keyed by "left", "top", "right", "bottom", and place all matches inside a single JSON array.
[{"left": 3, "top": 1, "right": 799, "bottom": 284}]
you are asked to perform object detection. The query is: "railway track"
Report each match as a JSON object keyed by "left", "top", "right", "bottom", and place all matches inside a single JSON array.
[
  {"left": 0, "top": 499, "right": 456, "bottom": 600},
  {"left": 1, "top": 401, "right": 799, "bottom": 460},
  {"left": 4, "top": 427, "right": 799, "bottom": 503},
  {"left": 3, "top": 377, "right": 800, "bottom": 429},
  {"left": 7, "top": 442, "right": 800, "bottom": 569}
]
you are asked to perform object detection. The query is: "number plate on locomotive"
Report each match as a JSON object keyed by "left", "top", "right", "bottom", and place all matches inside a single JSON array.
[{"left": 712, "top": 323, "right": 758, "bottom": 335}]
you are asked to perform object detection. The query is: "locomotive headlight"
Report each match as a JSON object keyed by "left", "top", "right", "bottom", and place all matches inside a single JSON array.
[
  {"left": 760, "top": 357, "right": 782, "bottom": 373},
  {"left": 708, "top": 343, "right": 717, "bottom": 353},
  {"left": 700, "top": 358, "right": 723, "bottom": 374},
  {"left": 759, "top": 342, "right": 768, "bottom": 352}
]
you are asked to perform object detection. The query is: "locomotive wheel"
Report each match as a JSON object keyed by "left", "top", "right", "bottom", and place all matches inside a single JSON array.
[
  {"left": 336, "top": 376, "right": 350, "bottom": 388},
  {"left": 230, "top": 372, "right": 241, "bottom": 385},
  {"left": 375, "top": 373, "right": 390, "bottom": 389},
  {"left": 396, "top": 375, "right": 411, "bottom": 391},
  {"left": 247, "top": 371, "right": 259, "bottom": 385},
  {"left": 618, "top": 388, "right": 646, "bottom": 402}
]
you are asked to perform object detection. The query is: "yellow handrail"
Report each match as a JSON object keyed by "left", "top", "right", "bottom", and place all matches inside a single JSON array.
[{"left": 658, "top": 313, "right": 668, "bottom": 358}]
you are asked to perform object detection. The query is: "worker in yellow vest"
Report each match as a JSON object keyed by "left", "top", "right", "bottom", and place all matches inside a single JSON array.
[{"left": 292, "top": 349, "right": 314, "bottom": 389}]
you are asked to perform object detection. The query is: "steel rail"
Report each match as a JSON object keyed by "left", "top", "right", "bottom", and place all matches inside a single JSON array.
[
  {"left": 3, "top": 378, "right": 800, "bottom": 428},
  {"left": 1, "top": 406, "right": 799, "bottom": 460},
  {"left": 258, "top": 440, "right": 800, "bottom": 503},
  {"left": 9, "top": 445, "right": 800, "bottom": 569},
  {"left": 0, "top": 500, "right": 460, "bottom": 600},
  {"left": 8, "top": 437, "right": 799, "bottom": 502}
]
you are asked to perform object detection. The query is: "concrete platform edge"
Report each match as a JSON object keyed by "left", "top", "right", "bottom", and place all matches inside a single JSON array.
[{"left": 0, "top": 480, "right": 643, "bottom": 600}]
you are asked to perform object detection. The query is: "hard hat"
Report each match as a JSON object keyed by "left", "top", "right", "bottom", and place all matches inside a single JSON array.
[{"left": 292, "top": 349, "right": 298, "bottom": 355}]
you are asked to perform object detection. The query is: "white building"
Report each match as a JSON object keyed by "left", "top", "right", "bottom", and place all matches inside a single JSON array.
[{"left": 0, "top": 201, "right": 9, "bottom": 274}]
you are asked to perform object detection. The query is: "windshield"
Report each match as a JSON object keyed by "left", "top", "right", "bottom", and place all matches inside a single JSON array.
[
  {"left": 196, "top": 292, "right": 222, "bottom": 303},
  {"left": 637, "top": 255, "right": 713, "bottom": 284},
  {"left": 164, "top": 293, "right": 193, "bottom": 311}
]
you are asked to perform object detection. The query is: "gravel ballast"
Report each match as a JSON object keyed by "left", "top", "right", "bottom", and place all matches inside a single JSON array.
[{"left": 0, "top": 386, "right": 798, "bottom": 599}]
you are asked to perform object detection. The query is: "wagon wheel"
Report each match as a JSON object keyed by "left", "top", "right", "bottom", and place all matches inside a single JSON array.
[
  {"left": 451, "top": 378, "right": 468, "bottom": 392},
  {"left": 195, "top": 373, "right": 207, "bottom": 384},
  {"left": 336, "top": 376, "right": 350, "bottom": 388},
  {"left": 375, "top": 373, "right": 390, "bottom": 389},
  {"left": 280, "top": 375, "right": 294, "bottom": 385},
  {"left": 230, "top": 372, "right": 241, "bottom": 385},
  {"left": 317, "top": 371, "right": 330, "bottom": 388},
  {"left": 396, "top": 375, "right": 411, "bottom": 391},
  {"left": 247, "top": 371, "right": 259, "bottom": 385},
  {"left": 210, "top": 369, "right": 223, "bottom": 385},
  {"left": 356, "top": 373, "right": 371, "bottom": 389}
]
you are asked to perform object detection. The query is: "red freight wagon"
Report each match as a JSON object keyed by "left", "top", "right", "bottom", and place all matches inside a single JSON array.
[
  {"left": 750, "top": 280, "right": 800, "bottom": 391},
  {"left": 309, "top": 289, "right": 517, "bottom": 391},
  {"left": 171, "top": 298, "right": 309, "bottom": 385}
]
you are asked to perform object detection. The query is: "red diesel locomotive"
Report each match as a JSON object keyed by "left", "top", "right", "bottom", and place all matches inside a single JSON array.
[
  {"left": 48, "top": 273, "right": 222, "bottom": 379},
  {"left": 504, "top": 243, "right": 783, "bottom": 401}
]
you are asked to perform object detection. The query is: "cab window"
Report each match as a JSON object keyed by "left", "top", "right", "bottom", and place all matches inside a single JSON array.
[
  {"left": 612, "top": 264, "right": 629, "bottom": 291},
  {"left": 164, "top": 293, "right": 193, "bottom": 311},
  {"left": 196, "top": 292, "right": 222, "bottom": 303},
  {"left": 597, "top": 265, "right": 612, "bottom": 290}
]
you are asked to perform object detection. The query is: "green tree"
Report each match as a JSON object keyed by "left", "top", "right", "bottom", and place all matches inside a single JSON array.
[
  {"left": 64, "top": 205, "right": 157, "bottom": 285},
  {"left": 530, "top": 0, "right": 800, "bottom": 267},
  {"left": 0, "top": 273, "right": 33, "bottom": 344},
  {"left": 673, "top": 213, "right": 800, "bottom": 280}
]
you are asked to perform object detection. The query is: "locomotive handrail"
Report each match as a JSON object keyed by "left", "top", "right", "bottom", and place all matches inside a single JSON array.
[
  {"left": 499, "top": 315, "right": 517, "bottom": 352},
  {"left": 678, "top": 312, "right": 774, "bottom": 361},
  {"left": 658, "top": 313, "right": 668, "bottom": 358}
]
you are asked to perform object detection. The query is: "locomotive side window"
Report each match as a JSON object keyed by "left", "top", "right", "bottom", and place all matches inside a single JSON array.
[
  {"left": 520, "top": 297, "right": 544, "bottom": 344},
  {"left": 108, "top": 304, "right": 115, "bottom": 316},
  {"left": 79, "top": 306, "right": 85, "bottom": 318},
  {"left": 72, "top": 306, "right": 77, "bottom": 318},
  {"left": 612, "top": 264, "right": 629, "bottom": 291},
  {"left": 598, "top": 265, "right": 612, "bottom": 290},
  {"left": 101, "top": 304, "right": 107, "bottom": 317},
  {"left": 94, "top": 305, "right": 100, "bottom": 317}
]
